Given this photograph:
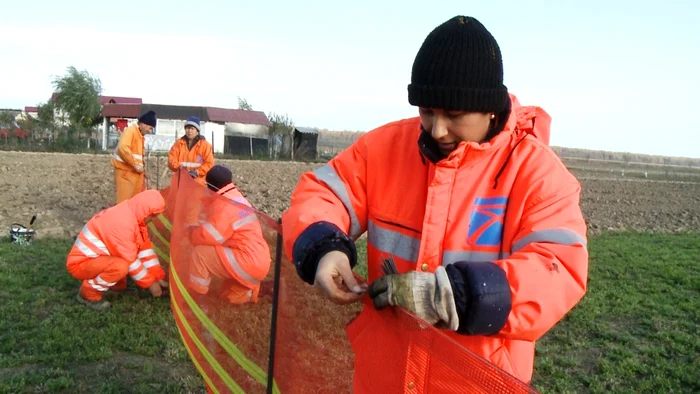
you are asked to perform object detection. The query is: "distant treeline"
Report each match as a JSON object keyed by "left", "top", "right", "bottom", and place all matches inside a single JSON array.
[
  {"left": 316, "top": 130, "right": 699, "bottom": 167},
  {"left": 551, "top": 146, "right": 700, "bottom": 168}
]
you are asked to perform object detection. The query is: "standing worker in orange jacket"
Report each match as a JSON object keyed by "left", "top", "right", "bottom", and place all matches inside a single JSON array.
[
  {"left": 66, "top": 190, "right": 169, "bottom": 310},
  {"left": 187, "top": 165, "right": 271, "bottom": 304},
  {"left": 168, "top": 116, "right": 215, "bottom": 187},
  {"left": 281, "top": 16, "right": 589, "bottom": 388},
  {"left": 112, "top": 110, "right": 157, "bottom": 204}
]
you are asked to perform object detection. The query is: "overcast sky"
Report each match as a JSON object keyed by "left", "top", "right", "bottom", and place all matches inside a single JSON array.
[{"left": 1, "top": 0, "right": 698, "bottom": 158}]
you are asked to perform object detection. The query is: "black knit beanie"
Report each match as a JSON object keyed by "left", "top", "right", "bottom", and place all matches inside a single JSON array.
[
  {"left": 408, "top": 16, "right": 508, "bottom": 113},
  {"left": 138, "top": 110, "right": 157, "bottom": 127},
  {"left": 205, "top": 165, "right": 232, "bottom": 191}
]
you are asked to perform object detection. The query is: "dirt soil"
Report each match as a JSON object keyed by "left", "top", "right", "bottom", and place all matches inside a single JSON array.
[{"left": 1, "top": 151, "right": 700, "bottom": 238}]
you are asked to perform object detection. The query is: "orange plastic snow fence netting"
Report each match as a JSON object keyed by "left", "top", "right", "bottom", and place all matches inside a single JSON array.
[{"left": 147, "top": 168, "right": 539, "bottom": 394}]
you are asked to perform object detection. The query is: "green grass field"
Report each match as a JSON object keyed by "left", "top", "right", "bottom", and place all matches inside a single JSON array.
[{"left": 1, "top": 233, "right": 698, "bottom": 393}]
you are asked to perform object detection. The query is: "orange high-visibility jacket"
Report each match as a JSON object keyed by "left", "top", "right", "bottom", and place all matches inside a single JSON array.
[
  {"left": 112, "top": 124, "right": 145, "bottom": 172},
  {"left": 167, "top": 136, "right": 215, "bottom": 184},
  {"left": 190, "top": 183, "right": 271, "bottom": 288},
  {"left": 66, "top": 190, "right": 167, "bottom": 289},
  {"left": 281, "top": 93, "right": 589, "bottom": 384}
]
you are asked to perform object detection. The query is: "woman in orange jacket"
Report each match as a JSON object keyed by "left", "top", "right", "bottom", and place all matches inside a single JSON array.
[
  {"left": 168, "top": 116, "right": 215, "bottom": 187},
  {"left": 66, "top": 189, "right": 169, "bottom": 310},
  {"left": 281, "top": 16, "right": 589, "bottom": 388},
  {"left": 187, "top": 165, "right": 271, "bottom": 304}
]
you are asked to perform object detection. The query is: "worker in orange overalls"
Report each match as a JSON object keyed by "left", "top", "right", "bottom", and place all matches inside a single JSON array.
[
  {"left": 168, "top": 116, "right": 215, "bottom": 187},
  {"left": 187, "top": 165, "right": 271, "bottom": 304},
  {"left": 112, "top": 110, "right": 157, "bottom": 204},
  {"left": 66, "top": 190, "right": 168, "bottom": 310},
  {"left": 281, "top": 16, "right": 589, "bottom": 389}
]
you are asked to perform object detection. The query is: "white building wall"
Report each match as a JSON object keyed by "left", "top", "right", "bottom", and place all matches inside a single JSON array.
[
  {"left": 224, "top": 122, "right": 269, "bottom": 138},
  {"left": 202, "top": 122, "right": 225, "bottom": 154}
]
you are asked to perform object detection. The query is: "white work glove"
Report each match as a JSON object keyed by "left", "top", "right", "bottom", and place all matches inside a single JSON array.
[
  {"left": 368, "top": 266, "right": 460, "bottom": 330},
  {"left": 134, "top": 164, "right": 145, "bottom": 173}
]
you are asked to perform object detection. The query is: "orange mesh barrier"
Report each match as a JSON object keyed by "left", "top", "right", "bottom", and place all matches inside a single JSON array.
[
  {"left": 154, "top": 168, "right": 539, "bottom": 394},
  {"left": 346, "top": 304, "right": 538, "bottom": 393},
  {"left": 161, "top": 170, "right": 278, "bottom": 393},
  {"left": 145, "top": 185, "right": 173, "bottom": 270}
]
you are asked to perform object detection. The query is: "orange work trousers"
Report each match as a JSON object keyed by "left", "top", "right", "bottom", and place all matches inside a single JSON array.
[
  {"left": 114, "top": 168, "right": 145, "bottom": 204},
  {"left": 68, "top": 256, "right": 129, "bottom": 301},
  {"left": 189, "top": 245, "right": 259, "bottom": 304}
]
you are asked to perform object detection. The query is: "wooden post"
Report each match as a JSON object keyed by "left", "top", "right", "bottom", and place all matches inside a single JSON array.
[
  {"left": 101, "top": 117, "right": 108, "bottom": 151},
  {"left": 250, "top": 136, "right": 253, "bottom": 159},
  {"left": 156, "top": 152, "right": 160, "bottom": 190}
]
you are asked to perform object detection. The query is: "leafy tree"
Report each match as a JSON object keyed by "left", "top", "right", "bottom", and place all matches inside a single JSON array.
[
  {"left": 267, "top": 112, "right": 294, "bottom": 137},
  {"left": 267, "top": 112, "right": 296, "bottom": 159},
  {"left": 237, "top": 96, "right": 253, "bottom": 110},
  {"left": 37, "top": 101, "right": 58, "bottom": 141},
  {"left": 0, "top": 110, "right": 15, "bottom": 129},
  {"left": 51, "top": 66, "right": 103, "bottom": 143}
]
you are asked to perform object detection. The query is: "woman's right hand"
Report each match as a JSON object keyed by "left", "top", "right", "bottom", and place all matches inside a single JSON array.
[{"left": 314, "top": 250, "right": 368, "bottom": 305}]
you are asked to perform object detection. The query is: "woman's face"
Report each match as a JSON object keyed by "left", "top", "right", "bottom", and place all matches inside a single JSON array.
[
  {"left": 419, "top": 108, "right": 493, "bottom": 155},
  {"left": 185, "top": 126, "right": 199, "bottom": 140}
]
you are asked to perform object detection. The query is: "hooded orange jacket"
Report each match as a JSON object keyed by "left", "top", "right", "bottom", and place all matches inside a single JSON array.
[
  {"left": 281, "top": 93, "right": 588, "bottom": 385},
  {"left": 112, "top": 124, "right": 145, "bottom": 172},
  {"left": 66, "top": 190, "right": 167, "bottom": 289},
  {"left": 168, "top": 136, "right": 215, "bottom": 185},
  {"left": 190, "top": 183, "right": 271, "bottom": 288}
]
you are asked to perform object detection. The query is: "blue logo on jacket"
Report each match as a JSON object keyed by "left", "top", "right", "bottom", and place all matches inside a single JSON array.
[{"left": 467, "top": 197, "right": 507, "bottom": 247}]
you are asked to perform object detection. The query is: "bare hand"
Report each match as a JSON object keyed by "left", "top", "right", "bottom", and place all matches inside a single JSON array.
[
  {"left": 134, "top": 164, "right": 145, "bottom": 174},
  {"left": 149, "top": 282, "right": 163, "bottom": 297},
  {"left": 314, "top": 251, "right": 368, "bottom": 305}
]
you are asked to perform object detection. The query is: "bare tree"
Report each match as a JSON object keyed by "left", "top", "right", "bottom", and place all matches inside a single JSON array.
[{"left": 237, "top": 97, "right": 253, "bottom": 110}]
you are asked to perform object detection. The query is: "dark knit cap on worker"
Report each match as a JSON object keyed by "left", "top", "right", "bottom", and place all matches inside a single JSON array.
[
  {"left": 206, "top": 165, "right": 232, "bottom": 191},
  {"left": 138, "top": 110, "right": 157, "bottom": 127},
  {"left": 407, "top": 16, "right": 508, "bottom": 113},
  {"left": 184, "top": 116, "right": 200, "bottom": 133}
]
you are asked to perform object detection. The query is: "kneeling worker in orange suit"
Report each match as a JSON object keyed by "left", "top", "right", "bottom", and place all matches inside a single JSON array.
[
  {"left": 187, "top": 165, "right": 271, "bottom": 304},
  {"left": 112, "top": 110, "right": 157, "bottom": 204},
  {"left": 167, "top": 115, "right": 215, "bottom": 187},
  {"left": 66, "top": 190, "right": 168, "bottom": 310}
]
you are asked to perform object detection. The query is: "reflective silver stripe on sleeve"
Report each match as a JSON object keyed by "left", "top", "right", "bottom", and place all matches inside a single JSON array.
[
  {"left": 180, "top": 162, "right": 202, "bottom": 167},
  {"left": 75, "top": 238, "right": 98, "bottom": 258},
  {"left": 203, "top": 222, "right": 225, "bottom": 243},
  {"left": 233, "top": 214, "right": 258, "bottom": 230},
  {"left": 128, "top": 260, "right": 142, "bottom": 272},
  {"left": 367, "top": 219, "right": 419, "bottom": 263},
  {"left": 131, "top": 267, "right": 148, "bottom": 281},
  {"left": 312, "top": 165, "right": 362, "bottom": 239},
  {"left": 441, "top": 229, "right": 586, "bottom": 265},
  {"left": 138, "top": 249, "right": 156, "bottom": 259},
  {"left": 223, "top": 247, "right": 259, "bottom": 285},
  {"left": 112, "top": 152, "right": 142, "bottom": 163},
  {"left": 142, "top": 259, "right": 160, "bottom": 269},
  {"left": 512, "top": 229, "right": 587, "bottom": 253},
  {"left": 82, "top": 226, "right": 109, "bottom": 255},
  {"left": 442, "top": 251, "right": 508, "bottom": 266}
]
